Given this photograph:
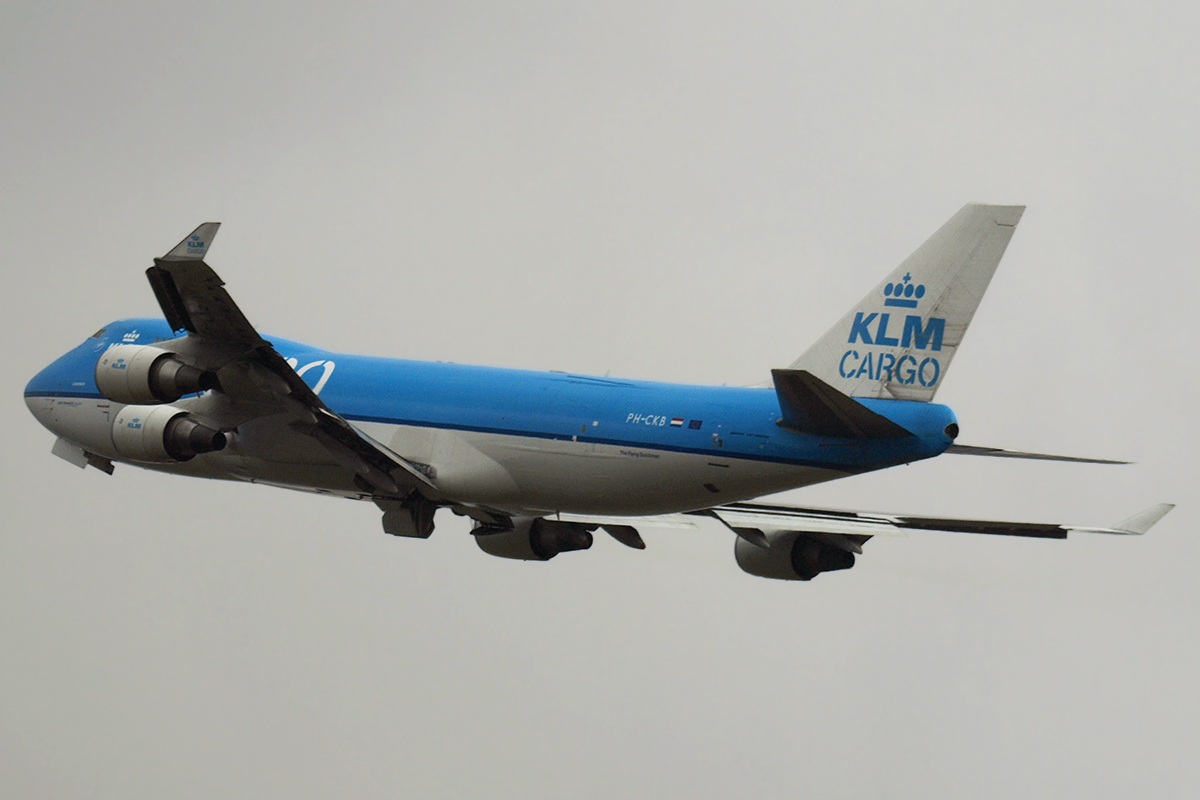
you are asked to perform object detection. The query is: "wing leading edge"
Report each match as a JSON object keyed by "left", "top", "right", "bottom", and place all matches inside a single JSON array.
[{"left": 561, "top": 500, "right": 1174, "bottom": 546}]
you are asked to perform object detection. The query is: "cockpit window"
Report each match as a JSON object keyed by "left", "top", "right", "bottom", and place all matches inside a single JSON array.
[{"left": 90, "top": 328, "right": 107, "bottom": 339}]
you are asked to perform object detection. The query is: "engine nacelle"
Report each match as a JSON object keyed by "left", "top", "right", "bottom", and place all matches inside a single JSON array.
[
  {"left": 95, "top": 344, "right": 217, "bottom": 404},
  {"left": 474, "top": 518, "right": 594, "bottom": 561},
  {"left": 735, "top": 530, "right": 856, "bottom": 581},
  {"left": 111, "top": 405, "right": 227, "bottom": 463}
]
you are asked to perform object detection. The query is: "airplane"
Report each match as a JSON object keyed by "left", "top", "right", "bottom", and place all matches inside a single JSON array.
[{"left": 24, "top": 204, "right": 1173, "bottom": 580}]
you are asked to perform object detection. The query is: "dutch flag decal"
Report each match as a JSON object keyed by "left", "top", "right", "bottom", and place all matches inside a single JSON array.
[{"left": 670, "top": 418, "right": 684, "bottom": 427}]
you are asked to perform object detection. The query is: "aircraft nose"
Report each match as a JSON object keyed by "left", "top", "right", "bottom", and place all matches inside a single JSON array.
[
  {"left": 25, "top": 337, "right": 103, "bottom": 435},
  {"left": 25, "top": 360, "right": 68, "bottom": 435},
  {"left": 25, "top": 390, "right": 55, "bottom": 428}
]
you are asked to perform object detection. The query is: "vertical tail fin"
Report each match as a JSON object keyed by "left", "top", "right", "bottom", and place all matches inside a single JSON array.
[{"left": 789, "top": 203, "right": 1024, "bottom": 401}]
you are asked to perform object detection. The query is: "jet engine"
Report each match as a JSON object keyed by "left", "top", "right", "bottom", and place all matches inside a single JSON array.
[
  {"left": 111, "top": 405, "right": 226, "bottom": 463},
  {"left": 735, "top": 530, "right": 856, "bottom": 581},
  {"left": 95, "top": 344, "right": 217, "bottom": 404},
  {"left": 474, "top": 518, "right": 594, "bottom": 561}
]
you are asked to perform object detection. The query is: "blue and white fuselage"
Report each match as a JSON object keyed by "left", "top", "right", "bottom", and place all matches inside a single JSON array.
[{"left": 26, "top": 317, "right": 955, "bottom": 517}]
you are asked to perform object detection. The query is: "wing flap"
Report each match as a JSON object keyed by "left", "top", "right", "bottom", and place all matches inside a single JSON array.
[
  {"left": 555, "top": 512, "right": 699, "bottom": 530},
  {"left": 897, "top": 515, "right": 1067, "bottom": 539},
  {"left": 708, "top": 501, "right": 906, "bottom": 537},
  {"left": 145, "top": 264, "right": 195, "bottom": 333},
  {"left": 148, "top": 222, "right": 266, "bottom": 345},
  {"left": 148, "top": 258, "right": 264, "bottom": 345}
]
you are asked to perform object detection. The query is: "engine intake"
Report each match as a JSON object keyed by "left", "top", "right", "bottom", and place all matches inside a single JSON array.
[
  {"left": 111, "top": 405, "right": 226, "bottom": 463},
  {"left": 735, "top": 531, "right": 856, "bottom": 581},
  {"left": 96, "top": 344, "right": 217, "bottom": 404},
  {"left": 474, "top": 518, "right": 594, "bottom": 561}
]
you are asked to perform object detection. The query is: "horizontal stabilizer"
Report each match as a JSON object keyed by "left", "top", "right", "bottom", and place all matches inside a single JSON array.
[
  {"left": 772, "top": 369, "right": 912, "bottom": 438},
  {"left": 945, "top": 444, "right": 1128, "bottom": 465}
]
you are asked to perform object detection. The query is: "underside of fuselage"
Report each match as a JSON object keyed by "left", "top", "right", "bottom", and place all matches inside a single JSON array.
[{"left": 368, "top": 423, "right": 854, "bottom": 515}]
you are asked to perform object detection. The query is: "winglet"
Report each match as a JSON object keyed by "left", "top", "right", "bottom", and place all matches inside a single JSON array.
[
  {"left": 163, "top": 222, "right": 220, "bottom": 261},
  {"left": 1113, "top": 503, "right": 1175, "bottom": 535},
  {"left": 1067, "top": 503, "right": 1176, "bottom": 536}
]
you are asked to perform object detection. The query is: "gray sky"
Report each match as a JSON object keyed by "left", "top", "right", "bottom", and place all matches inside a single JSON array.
[{"left": 3, "top": 2, "right": 1198, "bottom": 797}]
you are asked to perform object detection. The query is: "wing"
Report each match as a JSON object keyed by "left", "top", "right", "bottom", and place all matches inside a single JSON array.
[
  {"left": 703, "top": 500, "right": 1174, "bottom": 543},
  {"left": 560, "top": 500, "right": 1174, "bottom": 553},
  {"left": 146, "top": 223, "right": 440, "bottom": 504}
]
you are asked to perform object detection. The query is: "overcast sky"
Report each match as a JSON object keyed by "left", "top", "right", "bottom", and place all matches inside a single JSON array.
[{"left": 3, "top": 2, "right": 1198, "bottom": 797}]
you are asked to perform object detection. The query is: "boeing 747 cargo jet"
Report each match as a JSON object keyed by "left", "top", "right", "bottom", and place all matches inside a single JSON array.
[{"left": 24, "top": 205, "right": 1172, "bottom": 580}]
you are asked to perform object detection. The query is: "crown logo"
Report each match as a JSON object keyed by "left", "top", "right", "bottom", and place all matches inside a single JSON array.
[{"left": 884, "top": 273, "right": 925, "bottom": 308}]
